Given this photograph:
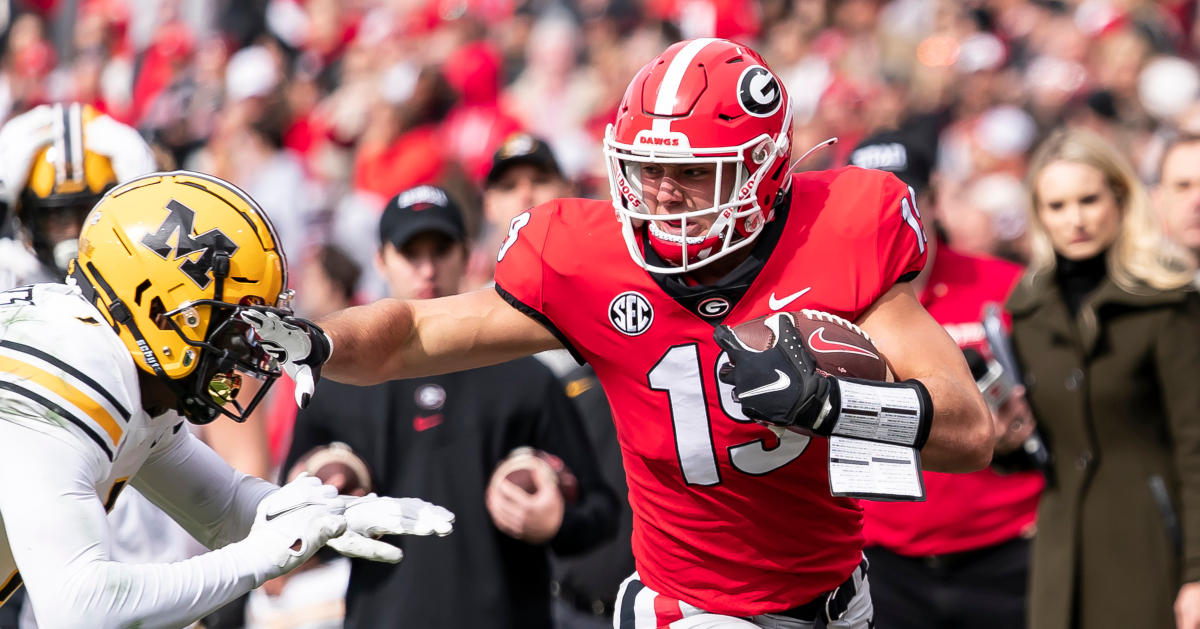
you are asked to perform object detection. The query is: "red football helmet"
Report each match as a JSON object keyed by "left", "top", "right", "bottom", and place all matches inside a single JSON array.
[{"left": 604, "top": 38, "right": 793, "bottom": 273}]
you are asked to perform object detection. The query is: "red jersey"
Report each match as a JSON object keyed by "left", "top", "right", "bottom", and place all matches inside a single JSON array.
[
  {"left": 861, "top": 244, "right": 1043, "bottom": 556},
  {"left": 495, "top": 167, "right": 927, "bottom": 615}
]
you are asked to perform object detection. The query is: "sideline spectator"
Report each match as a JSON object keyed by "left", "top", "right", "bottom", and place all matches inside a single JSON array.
[
  {"left": 1010, "top": 129, "right": 1200, "bottom": 629},
  {"left": 855, "top": 133, "right": 1043, "bottom": 629},
  {"left": 467, "top": 133, "right": 572, "bottom": 289},
  {"left": 1154, "top": 133, "right": 1200, "bottom": 284},
  {"left": 285, "top": 186, "right": 618, "bottom": 629}
]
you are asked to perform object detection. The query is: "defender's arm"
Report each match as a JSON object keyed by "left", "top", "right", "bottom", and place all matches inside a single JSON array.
[
  {"left": 320, "top": 288, "right": 562, "bottom": 386},
  {"left": 132, "top": 420, "right": 277, "bottom": 549},
  {"left": 0, "top": 420, "right": 297, "bottom": 629},
  {"left": 857, "top": 283, "right": 994, "bottom": 473}
]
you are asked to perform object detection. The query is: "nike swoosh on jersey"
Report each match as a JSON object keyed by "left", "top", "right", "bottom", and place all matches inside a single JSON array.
[
  {"left": 737, "top": 370, "right": 792, "bottom": 398},
  {"left": 413, "top": 414, "right": 443, "bottom": 432},
  {"left": 807, "top": 327, "right": 880, "bottom": 359},
  {"left": 265, "top": 502, "right": 323, "bottom": 521},
  {"left": 768, "top": 288, "right": 811, "bottom": 310}
]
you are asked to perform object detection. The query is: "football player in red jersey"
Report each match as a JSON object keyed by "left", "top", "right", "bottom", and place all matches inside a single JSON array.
[{"left": 249, "top": 39, "right": 993, "bottom": 628}]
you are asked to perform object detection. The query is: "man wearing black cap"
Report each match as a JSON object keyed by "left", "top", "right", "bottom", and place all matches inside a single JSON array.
[
  {"left": 468, "top": 134, "right": 573, "bottom": 289},
  {"left": 377, "top": 185, "right": 471, "bottom": 300},
  {"left": 286, "top": 185, "right": 618, "bottom": 629}
]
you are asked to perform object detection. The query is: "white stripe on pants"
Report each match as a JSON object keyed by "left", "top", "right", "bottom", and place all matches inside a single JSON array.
[{"left": 613, "top": 568, "right": 873, "bottom": 629}]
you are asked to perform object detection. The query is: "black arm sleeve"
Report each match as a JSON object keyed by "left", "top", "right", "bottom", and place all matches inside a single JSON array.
[{"left": 524, "top": 365, "right": 619, "bottom": 556}]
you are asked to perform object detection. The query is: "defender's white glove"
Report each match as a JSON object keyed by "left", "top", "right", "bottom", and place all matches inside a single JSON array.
[
  {"left": 0, "top": 105, "right": 56, "bottom": 206},
  {"left": 326, "top": 494, "right": 455, "bottom": 563},
  {"left": 0, "top": 106, "right": 157, "bottom": 207},
  {"left": 246, "top": 474, "right": 346, "bottom": 576},
  {"left": 240, "top": 310, "right": 332, "bottom": 408},
  {"left": 83, "top": 113, "right": 157, "bottom": 182}
]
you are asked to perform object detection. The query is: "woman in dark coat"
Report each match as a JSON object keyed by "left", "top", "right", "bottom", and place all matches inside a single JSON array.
[{"left": 1009, "top": 129, "right": 1200, "bottom": 629}]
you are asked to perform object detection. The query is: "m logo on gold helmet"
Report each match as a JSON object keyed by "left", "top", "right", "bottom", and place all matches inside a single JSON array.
[
  {"left": 140, "top": 199, "right": 239, "bottom": 289},
  {"left": 70, "top": 171, "right": 290, "bottom": 424}
]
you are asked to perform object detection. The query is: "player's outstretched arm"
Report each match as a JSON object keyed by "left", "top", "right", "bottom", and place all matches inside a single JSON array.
[
  {"left": 0, "top": 420, "right": 345, "bottom": 629},
  {"left": 318, "top": 288, "right": 562, "bottom": 386},
  {"left": 856, "top": 283, "right": 995, "bottom": 473},
  {"left": 134, "top": 421, "right": 455, "bottom": 565}
]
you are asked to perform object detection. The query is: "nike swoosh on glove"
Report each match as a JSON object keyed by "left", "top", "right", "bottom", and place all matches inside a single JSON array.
[
  {"left": 714, "top": 312, "right": 834, "bottom": 433},
  {"left": 327, "top": 494, "right": 455, "bottom": 563},
  {"left": 239, "top": 310, "right": 333, "bottom": 408},
  {"left": 247, "top": 474, "right": 346, "bottom": 577}
]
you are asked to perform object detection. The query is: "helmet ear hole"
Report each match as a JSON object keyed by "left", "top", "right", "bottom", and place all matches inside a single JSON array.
[{"left": 148, "top": 297, "right": 171, "bottom": 331}]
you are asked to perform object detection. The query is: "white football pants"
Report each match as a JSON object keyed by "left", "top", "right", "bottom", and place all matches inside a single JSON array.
[{"left": 613, "top": 568, "right": 873, "bottom": 629}]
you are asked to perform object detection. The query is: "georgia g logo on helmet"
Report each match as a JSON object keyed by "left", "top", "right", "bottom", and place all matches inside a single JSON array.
[{"left": 737, "top": 66, "right": 783, "bottom": 118}]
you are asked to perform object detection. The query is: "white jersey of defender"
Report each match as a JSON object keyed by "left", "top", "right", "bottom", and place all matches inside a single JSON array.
[
  {"left": 0, "top": 283, "right": 150, "bottom": 470},
  {"left": 0, "top": 282, "right": 281, "bottom": 627}
]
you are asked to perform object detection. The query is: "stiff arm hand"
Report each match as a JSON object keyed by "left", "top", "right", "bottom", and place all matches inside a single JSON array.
[{"left": 240, "top": 310, "right": 333, "bottom": 408}]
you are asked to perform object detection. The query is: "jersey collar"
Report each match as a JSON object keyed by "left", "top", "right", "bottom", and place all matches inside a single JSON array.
[{"left": 642, "top": 191, "right": 790, "bottom": 326}]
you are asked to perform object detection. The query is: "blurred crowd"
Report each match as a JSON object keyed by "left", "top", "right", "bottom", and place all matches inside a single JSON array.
[
  {"left": 6, "top": 0, "right": 1200, "bottom": 627},
  {"left": 2, "top": 0, "right": 1198, "bottom": 286}
]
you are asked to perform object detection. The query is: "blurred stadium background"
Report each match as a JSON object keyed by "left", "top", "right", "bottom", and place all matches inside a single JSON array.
[
  {"left": 4, "top": 0, "right": 1200, "bottom": 626},
  {"left": 6, "top": 0, "right": 1199, "bottom": 295}
]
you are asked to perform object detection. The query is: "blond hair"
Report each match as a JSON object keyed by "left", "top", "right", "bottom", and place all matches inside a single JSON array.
[{"left": 1025, "top": 128, "right": 1195, "bottom": 292}]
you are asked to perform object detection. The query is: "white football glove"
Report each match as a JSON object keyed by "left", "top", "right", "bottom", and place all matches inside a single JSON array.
[
  {"left": 83, "top": 113, "right": 157, "bottom": 182},
  {"left": 246, "top": 474, "right": 347, "bottom": 576},
  {"left": 0, "top": 105, "right": 57, "bottom": 207},
  {"left": 326, "top": 494, "right": 456, "bottom": 563},
  {"left": 239, "top": 310, "right": 332, "bottom": 408}
]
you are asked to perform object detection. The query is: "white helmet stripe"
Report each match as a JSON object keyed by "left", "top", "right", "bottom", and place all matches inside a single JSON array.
[
  {"left": 51, "top": 103, "right": 67, "bottom": 186},
  {"left": 653, "top": 37, "right": 720, "bottom": 118},
  {"left": 68, "top": 102, "right": 84, "bottom": 184}
]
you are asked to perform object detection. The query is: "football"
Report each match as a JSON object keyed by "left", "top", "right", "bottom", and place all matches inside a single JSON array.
[
  {"left": 290, "top": 442, "right": 374, "bottom": 497},
  {"left": 491, "top": 447, "right": 579, "bottom": 504},
  {"left": 727, "top": 309, "right": 892, "bottom": 382}
]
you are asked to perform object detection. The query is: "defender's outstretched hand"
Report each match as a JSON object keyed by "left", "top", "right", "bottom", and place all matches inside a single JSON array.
[
  {"left": 240, "top": 310, "right": 332, "bottom": 408},
  {"left": 247, "top": 474, "right": 346, "bottom": 575},
  {"left": 327, "top": 494, "right": 456, "bottom": 563},
  {"left": 714, "top": 313, "right": 834, "bottom": 433}
]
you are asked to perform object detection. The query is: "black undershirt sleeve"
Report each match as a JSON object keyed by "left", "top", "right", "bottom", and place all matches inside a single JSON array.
[{"left": 897, "top": 270, "right": 920, "bottom": 283}]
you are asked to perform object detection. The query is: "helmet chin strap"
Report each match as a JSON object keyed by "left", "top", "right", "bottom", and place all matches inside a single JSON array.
[{"left": 71, "top": 261, "right": 219, "bottom": 424}]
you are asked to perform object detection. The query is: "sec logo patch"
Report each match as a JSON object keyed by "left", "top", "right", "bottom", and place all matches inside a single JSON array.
[{"left": 610, "top": 291, "right": 653, "bottom": 336}]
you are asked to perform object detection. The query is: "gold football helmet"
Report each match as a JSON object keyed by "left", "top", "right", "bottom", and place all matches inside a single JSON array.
[
  {"left": 20, "top": 103, "right": 119, "bottom": 273},
  {"left": 69, "top": 171, "right": 292, "bottom": 424}
]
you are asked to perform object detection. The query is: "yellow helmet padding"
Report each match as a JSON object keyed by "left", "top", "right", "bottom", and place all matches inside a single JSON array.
[{"left": 75, "top": 171, "right": 287, "bottom": 379}]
